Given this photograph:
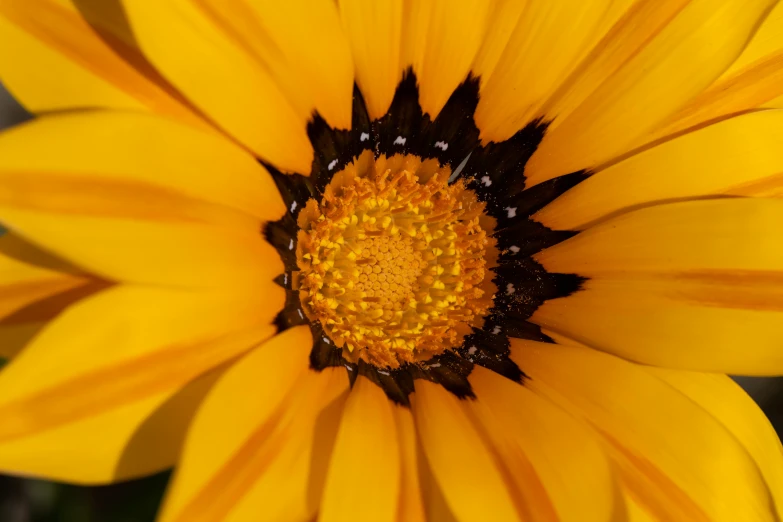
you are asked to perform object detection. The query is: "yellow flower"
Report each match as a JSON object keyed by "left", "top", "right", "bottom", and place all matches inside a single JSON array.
[{"left": 1, "top": 0, "right": 783, "bottom": 520}]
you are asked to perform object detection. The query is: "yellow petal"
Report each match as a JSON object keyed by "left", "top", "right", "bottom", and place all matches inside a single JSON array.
[
  {"left": 535, "top": 110, "right": 783, "bottom": 231},
  {"left": 525, "top": 0, "right": 776, "bottom": 186},
  {"left": 539, "top": 0, "right": 691, "bottom": 132},
  {"left": 0, "top": 111, "right": 285, "bottom": 223},
  {"left": 412, "top": 379, "right": 521, "bottom": 522},
  {"left": 511, "top": 340, "right": 778, "bottom": 521},
  {"left": 469, "top": 365, "right": 623, "bottom": 522},
  {"left": 533, "top": 198, "right": 783, "bottom": 375},
  {"left": 470, "top": 1, "right": 528, "bottom": 88},
  {"left": 0, "top": 0, "right": 204, "bottom": 128},
  {"left": 393, "top": 407, "right": 426, "bottom": 522},
  {"left": 0, "top": 232, "right": 86, "bottom": 323},
  {"left": 402, "top": 0, "right": 491, "bottom": 119},
  {"left": 656, "top": 2, "right": 783, "bottom": 136},
  {"left": 0, "top": 284, "right": 278, "bottom": 483},
  {"left": 123, "top": 0, "right": 355, "bottom": 173},
  {"left": 158, "top": 338, "right": 349, "bottom": 522},
  {"left": 0, "top": 111, "right": 284, "bottom": 289},
  {"left": 475, "top": 0, "right": 614, "bottom": 143},
  {"left": 0, "top": 233, "right": 101, "bottom": 359},
  {"left": 338, "top": 0, "right": 403, "bottom": 120},
  {"left": 321, "top": 376, "right": 400, "bottom": 522},
  {"left": 643, "top": 368, "right": 783, "bottom": 518}
]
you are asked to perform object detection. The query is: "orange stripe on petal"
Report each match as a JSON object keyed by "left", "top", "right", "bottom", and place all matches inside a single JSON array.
[{"left": 0, "top": 0, "right": 205, "bottom": 127}]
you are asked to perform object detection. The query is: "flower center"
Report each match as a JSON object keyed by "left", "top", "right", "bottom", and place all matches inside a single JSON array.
[{"left": 295, "top": 151, "right": 496, "bottom": 368}]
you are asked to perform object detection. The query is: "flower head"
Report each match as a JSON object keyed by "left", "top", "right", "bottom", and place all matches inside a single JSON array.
[{"left": 1, "top": 0, "right": 783, "bottom": 521}]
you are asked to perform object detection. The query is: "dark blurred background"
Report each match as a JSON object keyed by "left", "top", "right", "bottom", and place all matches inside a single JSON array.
[{"left": 1, "top": 80, "right": 783, "bottom": 521}]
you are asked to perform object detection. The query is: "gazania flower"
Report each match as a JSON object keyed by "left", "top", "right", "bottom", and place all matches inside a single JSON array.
[{"left": 2, "top": 0, "right": 783, "bottom": 520}]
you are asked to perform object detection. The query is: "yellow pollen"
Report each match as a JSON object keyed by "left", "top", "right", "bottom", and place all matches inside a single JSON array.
[{"left": 295, "top": 151, "right": 496, "bottom": 368}]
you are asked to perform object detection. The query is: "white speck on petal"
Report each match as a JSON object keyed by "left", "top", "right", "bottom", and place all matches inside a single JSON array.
[
  {"left": 345, "top": 365, "right": 354, "bottom": 371},
  {"left": 394, "top": 135, "right": 407, "bottom": 146},
  {"left": 481, "top": 175, "right": 492, "bottom": 187},
  {"left": 328, "top": 159, "right": 339, "bottom": 171},
  {"left": 505, "top": 207, "right": 517, "bottom": 218},
  {"left": 492, "top": 326, "right": 501, "bottom": 334},
  {"left": 506, "top": 283, "right": 515, "bottom": 295},
  {"left": 284, "top": 273, "right": 288, "bottom": 285},
  {"left": 297, "top": 309, "right": 304, "bottom": 319},
  {"left": 449, "top": 152, "right": 472, "bottom": 183},
  {"left": 360, "top": 132, "right": 370, "bottom": 142},
  {"left": 378, "top": 370, "right": 390, "bottom": 376},
  {"left": 509, "top": 245, "right": 520, "bottom": 254},
  {"left": 434, "top": 140, "right": 448, "bottom": 151},
  {"left": 468, "top": 346, "right": 477, "bottom": 355},
  {"left": 323, "top": 337, "right": 331, "bottom": 345},
  {"left": 290, "top": 200, "right": 297, "bottom": 213},
  {"left": 289, "top": 239, "right": 294, "bottom": 250},
  {"left": 429, "top": 363, "right": 441, "bottom": 368}
]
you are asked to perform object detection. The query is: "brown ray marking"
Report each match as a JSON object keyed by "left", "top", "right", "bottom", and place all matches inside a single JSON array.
[
  {"left": 0, "top": 0, "right": 203, "bottom": 125},
  {"left": 722, "top": 171, "right": 783, "bottom": 197},
  {"left": 0, "top": 324, "right": 272, "bottom": 442},
  {"left": 0, "top": 172, "right": 257, "bottom": 227},
  {"left": 597, "top": 429, "right": 710, "bottom": 522}
]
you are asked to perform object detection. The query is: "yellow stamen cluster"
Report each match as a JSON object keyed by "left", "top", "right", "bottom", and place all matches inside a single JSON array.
[{"left": 295, "top": 151, "right": 495, "bottom": 368}]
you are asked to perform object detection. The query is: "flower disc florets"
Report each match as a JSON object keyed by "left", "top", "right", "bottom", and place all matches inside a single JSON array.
[{"left": 295, "top": 151, "right": 496, "bottom": 368}]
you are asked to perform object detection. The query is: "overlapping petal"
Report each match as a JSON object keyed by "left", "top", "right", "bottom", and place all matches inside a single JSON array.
[
  {"left": 158, "top": 327, "right": 349, "bottom": 522},
  {"left": 0, "top": 0, "right": 205, "bottom": 128},
  {"left": 123, "top": 0, "right": 355, "bottom": 174},
  {"left": 468, "top": 366, "right": 623, "bottom": 522},
  {"left": 533, "top": 198, "right": 783, "bottom": 375},
  {"left": 475, "top": 0, "right": 619, "bottom": 143},
  {"left": 412, "top": 380, "right": 521, "bottom": 522},
  {"left": 535, "top": 110, "right": 783, "bottom": 231},
  {"left": 655, "top": 1, "right": 783, "bottom": 137},
  {"left": 0, "top": 284, "right": 279, "bottom": 483},
  {"left": 511, "top": 340, "right": 779, "bottom": 521},
  {"left": 0, "top": 111, "right": 284, "bottom": 289},
  {"left": 524, "top": 0, "right": 777, "bottom": 185},
  {"left": 0, "top": 233, "right": 98, "bottom": 358}
]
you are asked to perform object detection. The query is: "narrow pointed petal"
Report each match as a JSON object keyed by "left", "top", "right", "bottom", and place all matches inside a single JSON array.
[
  {"left": 321, "top": 376, "right": 400, "bottom": 522},
  {"left": 158, "top": 331, "right": 349, "bottom": 522},
  {"left": 0, "top": 0, "right": 205, "bottom": 127},
  {"left": 412, "top": 380, "right": 521, "bottom": 522},
  {"left": 643, "top": 368, "right": 783, "bottom": 518},
  {"left": 123, "top": 0, "right": 355, "bottom": 173},
  {"left": 538, "top": 0, "right": 691, "bottom": 132},
  {"left": 469, "top": 0, "right": 527, "bottom": 88},
  {"left": 0, "top": 284, "right": 279, "bottom": 483},
  {"left": 469, "top": 366, "right": 624, "bottom": 522},
  {"left": 402, "top": 0, "right": 491, "bottom": 119},
  {"left": 533, "top": 198, "right": 783, "bottom": 375},
  {"left": 338, "top": 0, "right": 403, "bottom": 120},
  {"left": 0, "top": 111, "right": 284, "bottom": 289},
  {"left": 511, "top": 340, "right": 778, "bottom": 521},
  {"left": 535, "top": 110, "right": 783, "bottom": 231},
  {"left": 475, "top": 0, "right": 614, "bottom": 143},
  {"left": 656, "top": 2, "right": 783, "bottom": 137},
  {"left": 525, "top": 0, "right": 777, "bottom": 186}
]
